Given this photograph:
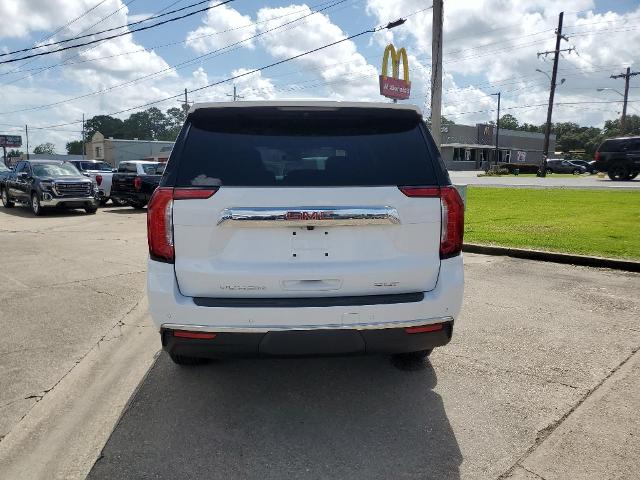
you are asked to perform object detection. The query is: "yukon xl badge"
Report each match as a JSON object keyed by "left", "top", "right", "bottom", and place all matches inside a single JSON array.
[
  {"left": 220, "top": 285, "right": 266, "bottom": 291},
  {"left": 374, "top": 281, "right": 399, "bottom": 287}
]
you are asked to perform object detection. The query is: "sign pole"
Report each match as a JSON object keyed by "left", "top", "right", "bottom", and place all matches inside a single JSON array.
[
  {"left": 430, "top": 0, "right": 444, "bottom": 148},
  {"left": 25, "top": 125, "right": 29, "bottom": 160}
]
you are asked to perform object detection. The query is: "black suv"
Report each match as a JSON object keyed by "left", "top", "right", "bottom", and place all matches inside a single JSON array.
[
  {"left": 593, "top": 136, "right": 640, "bottom": 181},
  {"left": 1, "top": 160, "right": 98, "bottom": 215}
]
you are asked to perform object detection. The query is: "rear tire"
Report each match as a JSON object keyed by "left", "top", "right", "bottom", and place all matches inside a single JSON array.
[
  {"left": 572, "top": 169, "right": 582, "bottom": 175},
  {"left": 546, "top": 168, "right": 553, "bottom": 174},
  {"left": 85, "top": 205, "right": 98, "bottom": 214},
  {"left": 169, "top": 352, "right": 208, "bottom": 366},
  {"left": 391, "top": 349, "right": 433, "bottom": 370},
  {"left": 608, "top": 163, "right": 630, "bottom": 181},
  {"left": 1, "top": 187, "right": 14, "bottom": 208}
]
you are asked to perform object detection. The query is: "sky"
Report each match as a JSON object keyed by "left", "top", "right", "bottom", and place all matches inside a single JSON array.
[{"left": 0, "top": 0, "right": 639, "bottom": 152}]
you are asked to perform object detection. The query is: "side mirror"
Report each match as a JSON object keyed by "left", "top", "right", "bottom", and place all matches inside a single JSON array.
[
  {"left": 19, "top": 171, "right": 29, "bottom": 179},
  {"left": 112, "top": 168, "right": 118, "bottom": 173}
]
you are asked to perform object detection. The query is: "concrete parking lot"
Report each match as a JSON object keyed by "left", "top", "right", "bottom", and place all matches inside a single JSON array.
[{"left": 0, "top": 203, "right": 639, "bottom": 479}]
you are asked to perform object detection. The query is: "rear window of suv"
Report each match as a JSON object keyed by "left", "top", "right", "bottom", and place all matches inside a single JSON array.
[{"left": 174, "top": 107, "right": 437, "bottom": 187}]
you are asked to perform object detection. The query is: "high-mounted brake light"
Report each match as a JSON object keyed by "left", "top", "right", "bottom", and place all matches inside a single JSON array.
[
  {"left": 147, "top": 187, "right": 219, "bottom": 263},
  {"left": 95, "top": 174, "right": 103, "bottom": 186},
  {"left": 398, "top": 185, "right": 464, "bottom": 259},
  {"left": 134, "top": 176, "right": 142, "bottom": 191}
]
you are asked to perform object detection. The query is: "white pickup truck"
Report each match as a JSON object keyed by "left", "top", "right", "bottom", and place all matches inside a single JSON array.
[
  {"left": 147, "top": 101, "right": 464, "bottom": 365},
  {"left": 66, "top": 160, "right": 119, "bottom": 205}
]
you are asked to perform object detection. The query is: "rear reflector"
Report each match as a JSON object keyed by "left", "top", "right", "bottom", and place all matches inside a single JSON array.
[
  {"left": 405, "top": 323, "right": 444, "bottom": 334},
  {"left": 173, "top": 330, "right": 217, "bottom": 340}
]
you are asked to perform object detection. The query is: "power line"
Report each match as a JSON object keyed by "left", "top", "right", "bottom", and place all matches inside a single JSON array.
[
  {"left": 1, "top": 0, "right": 139, "bottom": 80},
  {"left": 0, "top": 0, "right": 351, "bottom": 115},
  {"left": 0, "top": 0, "right": 214, "bottom": 58},
  {"left": 26, "top": 17, "right": 408, "bottom": 130},
  {"left": 0, "top": 0, "right": 235, "bottom": 65}
]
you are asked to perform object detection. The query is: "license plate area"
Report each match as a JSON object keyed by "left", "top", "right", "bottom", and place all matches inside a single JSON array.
[{"left": 290, "top": 228, "right": 330, "bottom": 260}]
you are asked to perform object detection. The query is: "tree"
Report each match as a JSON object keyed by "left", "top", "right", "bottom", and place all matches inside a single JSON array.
[
  {"left": 499, "top": 114, "right": 519, "bottom": 130},
  {"left": 33, "top": 143, "right": 55, "bottom": 154},
  {"left": 7, "top": 149, "right": 22, "bottom": 157},
  {"left": 66, "top": 140, "right": 84, "bottom": 155},
  {"left": 603, "top": 114, "right": 640, "bottom": 137},
  {"left": 160, "top": 107, "right": 186, "bottom": 140},
  {"left": 84, "top": 115, "right": 125, "bottom": 140},
  {"left": 123, "top": 107, "right": 168, "bottom": 140}
]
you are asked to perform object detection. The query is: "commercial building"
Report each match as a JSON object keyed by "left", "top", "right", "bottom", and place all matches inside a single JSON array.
[
  {"left": 439, "top": 123, "right": 555, "bottom": 171},
  {"left": 86, "top": 132, "right": 174, "bottom": 167}
]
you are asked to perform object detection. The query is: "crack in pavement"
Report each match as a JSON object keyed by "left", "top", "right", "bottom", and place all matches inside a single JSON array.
[
  {"left": 1, "top": 270, "right": 146, "bottom": 296},
  {"left": 438, "top": 351, "right": 583, "bottom": 391},
  {"left": 519, "top": 464, "right": 548, "bottom": 480},
  {"left": 0, "top": 296, "right": 144, "bottom": 447},
  {"left": 497, "top": 345, "right": 640, "bottom": 479}
]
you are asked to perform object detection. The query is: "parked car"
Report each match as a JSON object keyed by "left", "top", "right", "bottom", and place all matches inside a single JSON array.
[
  {"left": 545, "top": 159, "right": 587, "bottom": 174},
  {"left": 593, "top": 136, "right": 640, "bottom": 181},
  {"left": 0, "top": 161, "right": 12, "bottom": 184},
  {"left": 147, "top": 101, "right": 464, "bottom": 365},
  {"left": 1, "top": 160, "right": 98, "bottom": 216},
  {"left": 67, "top": 160, "right": 120, "bottom": 205},
  {"left": 567, "top": 159, "right": 596, "bottom": 174},
  {"left": 110, "top": 161, "right": 165, "bottom": 209}
]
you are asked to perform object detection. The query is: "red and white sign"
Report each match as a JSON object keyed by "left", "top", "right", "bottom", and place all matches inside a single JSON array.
[{"left": 379, "top": 76, "right": 411, "bottom": 100}]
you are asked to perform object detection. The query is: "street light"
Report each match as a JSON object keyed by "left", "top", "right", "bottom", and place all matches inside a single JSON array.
[
  {"left": 536, "top": 69, "right": 566, "bottom": 85},
  {"left": 597, "top": 87, "right": 624, "bottom": 97}
]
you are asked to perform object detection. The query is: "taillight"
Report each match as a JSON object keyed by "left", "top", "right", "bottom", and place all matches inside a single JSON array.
[
  {"left": 399, "top": 185, "right": 464, "bottom": 259},
  {"left": 147, "top": 187, "right": 219, "bottom": 263},
  {"left": 594, "top": 151, "right": 601, "bottom": 161},
  {"left": 147, "top": 188, "right": 174, "bottom": 263},
  {"left": 95, "top": 174, "right": 103, "bottom": 186},
  {"left": 134, "top": 176, "right": 142, "bottom": 191}
]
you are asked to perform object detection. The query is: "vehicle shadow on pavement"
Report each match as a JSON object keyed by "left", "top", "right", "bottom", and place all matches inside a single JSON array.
[
  {"left": 101, "top": 207, "right": 146, "bottom": 214},
  {"left": 0, "top": 206, "right": 88, "bottom": 218},
  {"left": 89, "top": 354, "right": 461, "bottom": 480}
]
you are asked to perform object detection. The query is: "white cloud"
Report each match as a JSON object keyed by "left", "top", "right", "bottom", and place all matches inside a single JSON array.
[
  {"left": 255, "top": 4, "right": 380, "bottom": 100},
  {"left": 185, "top": 4, "right": 256, "bottom": 53}
]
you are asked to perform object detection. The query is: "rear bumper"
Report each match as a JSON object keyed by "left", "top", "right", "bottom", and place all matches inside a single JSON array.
[
  {"left": 110, "top": 191, "right": 148, "bottom": 203},
  {"left": 148, "top": 255, "right": 464, "bottom": 356},
  {"left": 162, "top": 321, "right": 453, "bottom": 358}
]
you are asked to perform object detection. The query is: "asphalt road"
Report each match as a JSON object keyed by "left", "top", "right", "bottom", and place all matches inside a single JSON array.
[
  {"left": 1, "top": 200, "right": 639, "bottom": 480},
  {"left": 450, "top": 170, "right": 640, "bottom": 189}
]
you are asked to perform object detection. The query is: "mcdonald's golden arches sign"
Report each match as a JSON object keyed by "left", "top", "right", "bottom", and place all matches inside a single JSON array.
[{"left": 379, "top": 44, "right": 411, "bottom": 100}]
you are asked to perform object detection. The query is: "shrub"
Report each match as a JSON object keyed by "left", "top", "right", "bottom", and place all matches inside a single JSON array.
[{"left": 499, "top": 163, "right": 539, "bottom": 174}]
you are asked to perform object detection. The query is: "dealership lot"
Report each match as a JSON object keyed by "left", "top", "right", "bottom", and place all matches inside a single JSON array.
[{"left": 0, "top": 206, "right": 639, "bottom": 479}]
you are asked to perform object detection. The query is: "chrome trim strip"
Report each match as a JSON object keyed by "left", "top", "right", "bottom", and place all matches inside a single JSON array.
[
  {"left": 161, "top": 316, "right": 453, "bottom": 334},
  {"left": 217, "top": 206, "right": 400, "bottom": 227}
]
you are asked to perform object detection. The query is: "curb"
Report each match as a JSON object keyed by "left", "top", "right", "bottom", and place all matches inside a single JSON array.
[{"left": 463, "top": 243, "right": 640, "bottom": 273}]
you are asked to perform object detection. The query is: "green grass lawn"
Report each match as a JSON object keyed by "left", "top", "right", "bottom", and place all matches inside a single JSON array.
[{"left": 465, "top": 187, "right": 640, "bottom": 260}]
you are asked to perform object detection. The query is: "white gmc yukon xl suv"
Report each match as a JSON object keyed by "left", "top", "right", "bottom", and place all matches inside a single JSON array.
[{"left": 147, "top": 101, "right": 464, "bottom": 365}]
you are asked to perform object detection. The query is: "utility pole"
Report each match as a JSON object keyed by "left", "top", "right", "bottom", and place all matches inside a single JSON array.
[
  {"left": 25, "top": 124, "right": 29, "bottom": 160},
  {"left": 537, "top": 11, "right": 572, "bottom": 177},
  {"left": 179, "top": 88, "right": 192, "bottom": 115},
  {"left": 491, "top": 92, "right": 501, "bottom": 167},
  {"left": 226, "top": 85, "right": 244, "bottom": 102},
  {"left": 611, "top": 67, "right": 640, "bottom": 134},
  {"left": 82, "top": 113, "right": 85, "bottom": 160},
  {"left": 430, "top": 0, "right": 443, "bottom": 148}
]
